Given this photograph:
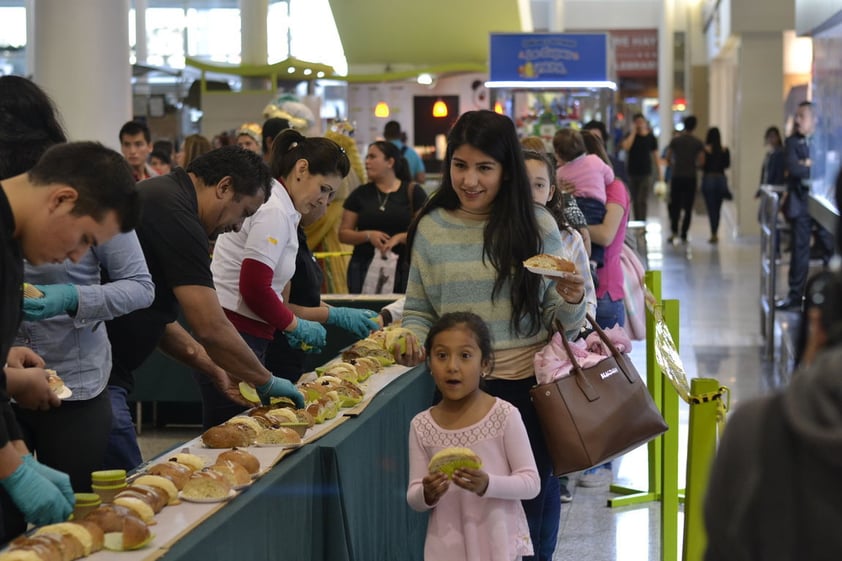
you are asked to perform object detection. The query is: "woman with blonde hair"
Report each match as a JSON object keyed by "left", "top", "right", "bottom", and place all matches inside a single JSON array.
[{"left": 179, "top": 134, "right": 212, "bottom": 167}]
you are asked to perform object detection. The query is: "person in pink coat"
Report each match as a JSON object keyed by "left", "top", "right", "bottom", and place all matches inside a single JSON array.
[{"left": 407, "top": 312, "right": 540, "bottom": 561}]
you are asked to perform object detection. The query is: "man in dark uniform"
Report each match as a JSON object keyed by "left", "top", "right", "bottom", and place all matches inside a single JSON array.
[{"left": 777, "top": 101, "right": 835, "bottom": 311}]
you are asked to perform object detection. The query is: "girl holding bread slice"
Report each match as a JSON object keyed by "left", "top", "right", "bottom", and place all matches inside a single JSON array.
[
  {"left": 399, "top": 111, "right": 592, "bottom": 561},
  {"left": 407, "top": 312, "right": 539, "bottom": 561},
  {"left": 522, "top": 148, "right": 596, "bottom": 320}
]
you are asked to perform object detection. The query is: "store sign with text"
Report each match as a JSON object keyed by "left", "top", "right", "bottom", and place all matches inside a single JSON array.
[
  {"left": 610, "top": 29, "right": 658, "bottom": 78},
  {"left": 489, "top": 33, "right": 610, "bottom": 83}
]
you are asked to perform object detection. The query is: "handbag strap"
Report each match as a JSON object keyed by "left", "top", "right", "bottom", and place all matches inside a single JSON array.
[
  {"left": 408, "top": 182, "right": 415, "bottom": 216},
  {"left": 554, "top": 315, "right": 635, "bottom": 388},
  {"left": 552, "top": 319, "right": 599, "bottom": 401}
]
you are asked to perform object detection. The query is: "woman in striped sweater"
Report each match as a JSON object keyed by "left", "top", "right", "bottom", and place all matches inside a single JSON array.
[{"left": 397, "top": 110, "right": 591, "bottom": 561}]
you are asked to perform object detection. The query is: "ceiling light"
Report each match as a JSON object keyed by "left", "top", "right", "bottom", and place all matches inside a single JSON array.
[
  {"left": 303, "top": 68, "right": 312, "bottom": 76},
  {"left": 374, "top": 101, "right": 390, "bottom": 118},
  {"left": 417, "top": 73, "right": 433, "bottom": 85}
]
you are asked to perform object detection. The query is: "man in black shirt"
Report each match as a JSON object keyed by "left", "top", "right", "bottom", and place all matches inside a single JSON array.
[
  {"left": 621, "top": 113, "right": 662, "bottom": 221},
  {"left": 664, "top": 116, "right": 705, "bottom": 243},
  {"left": 104, "top": 146, "right": 306, "bottom": 470},
  {"left": 0, "top": 142, "right": 139, "bottom": 542}
]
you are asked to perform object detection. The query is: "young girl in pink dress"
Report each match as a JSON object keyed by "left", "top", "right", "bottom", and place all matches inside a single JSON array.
[{"left": 407, "top": 312, "right": 540, "bottom": 561}]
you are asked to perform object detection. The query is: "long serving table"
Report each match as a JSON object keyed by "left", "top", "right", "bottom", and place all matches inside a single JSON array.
[{"left": 156, "top": 363, "right": 433, "bottom": 561}]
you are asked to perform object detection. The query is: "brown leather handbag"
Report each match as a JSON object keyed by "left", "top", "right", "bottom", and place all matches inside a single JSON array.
[{"left": 530, "top": 315, "right": 668, "bottom": 476}]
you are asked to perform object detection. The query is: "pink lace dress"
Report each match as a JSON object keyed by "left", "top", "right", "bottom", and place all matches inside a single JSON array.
[{"left": 407, "top": 398, "right": 540, "bottom": 561}]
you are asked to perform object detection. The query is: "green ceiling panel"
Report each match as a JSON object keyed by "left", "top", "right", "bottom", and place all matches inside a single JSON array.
[{"left": 328, "top": 0, "right": 527, "bottom": 68}]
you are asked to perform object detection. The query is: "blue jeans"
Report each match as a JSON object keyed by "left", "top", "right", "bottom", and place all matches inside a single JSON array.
[
  {"left": 483, "top": 377, "right": 560, "bottom": 561},
  {"left": 103, "top": 385, "right": 143, "bottom": 471},
  {"left": 194, "top": 331, "right": 269, "bottom": 429},
  {"left": 576, "top": 196, "right": 607, "bottom": 268},
  {"left": 701, "top": 175, "right": 727, "bottom": 236},
  {"left": 595, "top": 294, "right": 626, "bottom": 330}
]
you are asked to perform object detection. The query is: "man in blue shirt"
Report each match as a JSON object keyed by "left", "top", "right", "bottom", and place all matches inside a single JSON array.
[{"left": 384, "top": 121, "right": 426, "bottom": 184}]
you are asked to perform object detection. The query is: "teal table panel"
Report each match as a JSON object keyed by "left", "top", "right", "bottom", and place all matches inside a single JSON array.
[
  {"left": 129, "top": 349, "right": 201, "bottom": 403},
  {"left": 160, "top": 443, "right": 327, "bottom": 560},
  {"left": 158, "top": 363, "right": 433, "bottom": 561},
  {"left": 318, "top": 364, "right": 433, "bottom": 561}
]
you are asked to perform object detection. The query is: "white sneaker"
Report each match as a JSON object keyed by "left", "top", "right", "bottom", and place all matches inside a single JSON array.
[{"left": 577, "top": 467, "right": 612, "bottom": 488}]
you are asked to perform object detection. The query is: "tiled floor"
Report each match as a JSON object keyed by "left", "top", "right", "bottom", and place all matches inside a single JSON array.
[{"left": 136, "top": 194, "right": 782, "bottom": 561}]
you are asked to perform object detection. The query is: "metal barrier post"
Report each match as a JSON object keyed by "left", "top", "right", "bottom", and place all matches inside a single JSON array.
[
  {"left": 681, "top": 378, "right": 721, "bottom": 561},
  {"left": 660, "top": 299, "right": 681, "bottom": 561},
  {"left": 608, "top": 270, "right": 663, "bottom": 507}
]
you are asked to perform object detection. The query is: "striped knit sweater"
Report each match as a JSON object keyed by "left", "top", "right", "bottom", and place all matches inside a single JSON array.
[{"left": 403, "top": 205, "right": 588, "bottom": 350}]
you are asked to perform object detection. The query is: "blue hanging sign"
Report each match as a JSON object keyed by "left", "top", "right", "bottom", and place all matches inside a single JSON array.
[{"left": 487, "top": 33, "right": 615, "bottom": 89}]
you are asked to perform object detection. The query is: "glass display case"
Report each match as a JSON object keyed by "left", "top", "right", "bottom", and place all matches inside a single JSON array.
[{"left": 808, "top": 27, "right": 842, "bottom": 214}]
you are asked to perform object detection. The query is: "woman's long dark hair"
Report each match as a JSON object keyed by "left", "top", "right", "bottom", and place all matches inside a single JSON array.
[
  {"left": 0, "top": 75, "right": 67, "bottom": 179},
  {"left": 706, "top": 127, "right": 723, "bottom": 152},
  {"left": 271, "top": 129, "right": 350, "bottom": 180},
  {"left": 407, "top": 110, "right": 545, "bottom": 337},
  {"left": 369, "top": 140, "right": 411, "bottom": 183},
  {"left": 522, "top": 148, "right": 573, "bottom": 235}
]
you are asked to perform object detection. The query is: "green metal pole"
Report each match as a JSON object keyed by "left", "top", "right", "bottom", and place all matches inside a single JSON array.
[
  {"left": 661, "top": 299, "right": 680, "bottom": 561},
  {"left": 609, "top": 269, "right": 663, "bottom": 507},
  {"left": 681, "top": 378, "right": 719, "bottom": 561}
]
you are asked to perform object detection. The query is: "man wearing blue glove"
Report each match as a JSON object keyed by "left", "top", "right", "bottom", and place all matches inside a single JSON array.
[
  {"left": 18, "top": 236, "right": 154, "bottom": 488},
  {"left": 21, "top": 284, "right": 78, "bottom": 321},
  {"left": 0, "top": 140, "right": 141, "bottom": 542},
  {"left": 105, "top": 146, "right": 307, "bottom": 458}
]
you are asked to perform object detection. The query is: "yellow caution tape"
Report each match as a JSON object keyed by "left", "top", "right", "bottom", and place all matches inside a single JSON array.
[
  {"left": 644, "top": 285, "right": 731, "bottom": 432},
  {"left": 313, "top": 251, "right": 352, "bottom": 259}
]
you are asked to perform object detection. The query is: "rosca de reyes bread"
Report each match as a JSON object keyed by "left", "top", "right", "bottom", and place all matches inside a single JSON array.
[
  {"left": 523, "top": 254, "right": 576, "bottom": 273},
  {"left": 146, "top": 461, "right": 191, "bottom": 490},
  {"left": 180, "top": 469, "right": 232, "bottom": 501},
  {"left": 217, "top": 448, "right": 260, "bottom": 475},
  {"left": 428, "top": 447, "right": 482, "bottom": 478},
  {"left": 202, "top": 424, "right": 252, "bottom": 449}
]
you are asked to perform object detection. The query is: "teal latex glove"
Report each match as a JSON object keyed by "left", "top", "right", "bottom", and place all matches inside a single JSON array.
[
  {"left": 0, "top": 459, "right": 73, "bottom": 526},
  {"left": 23, "top": 454, "right": 75, "bottom": 508},
  {"left": 22, "top": 284, "right": 78, "bottom": 321},
  {"left": 256, "top": 376, "right": 305, "bottom": 408},
  {"left": 327, "top": 307, "right": 380, "bottom": 339},
  {"left": 285, "top": 318, "right": 326, "bottom": 353}
]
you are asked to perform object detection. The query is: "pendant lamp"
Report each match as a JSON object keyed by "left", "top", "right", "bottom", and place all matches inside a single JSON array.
[
  {"left": 374, "top": 101, "right": 390, "bottom": 118},
  {"left": 432, "top": 99, "right": 448, "bottom": 118}
]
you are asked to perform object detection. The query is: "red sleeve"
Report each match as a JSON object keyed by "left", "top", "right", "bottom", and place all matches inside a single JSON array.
[{"left": 239, "top": 258, "right": 295, "bottom": 331}]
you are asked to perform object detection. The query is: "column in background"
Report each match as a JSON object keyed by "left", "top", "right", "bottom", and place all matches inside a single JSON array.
[{"left": 32, "top": 0, "right": 132, "bottom": 149}]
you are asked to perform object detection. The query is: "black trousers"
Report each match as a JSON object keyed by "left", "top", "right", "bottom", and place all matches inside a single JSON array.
[
  {"left": 785, "top": 191, "right": 834, "bottom": 301},
  {"left": 668, "top": 176, "right": 697, "bottom": 238},
  {"left": 13, "top": 389, "right": 112, "bottom": 492}
]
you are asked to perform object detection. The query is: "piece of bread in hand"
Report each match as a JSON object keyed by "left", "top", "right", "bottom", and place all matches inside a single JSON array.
[
  {"left": 523, "top": 253, "right": 576, "bottom": 273},
  {"left": 428, "top": 447, "right": 482, "bottom": 478}
]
